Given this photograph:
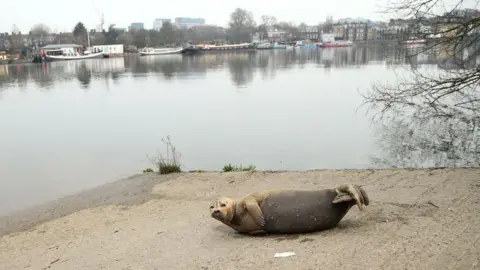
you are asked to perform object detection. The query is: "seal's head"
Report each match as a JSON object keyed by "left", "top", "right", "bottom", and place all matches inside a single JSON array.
[{"left": 209, "top": 196, "right": 235, "bottom": 222}]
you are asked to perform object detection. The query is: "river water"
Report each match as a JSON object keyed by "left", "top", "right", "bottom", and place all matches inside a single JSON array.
[{"left": 0, "top": 45, "right": 477, "bottom": 215}]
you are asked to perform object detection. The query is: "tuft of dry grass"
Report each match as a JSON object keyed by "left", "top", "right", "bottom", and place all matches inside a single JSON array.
[{"left": 147, "top": 135, "right": 182, "bottom": 174}]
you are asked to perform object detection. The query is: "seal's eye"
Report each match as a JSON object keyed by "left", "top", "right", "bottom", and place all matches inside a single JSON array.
[
  {"left": 220, "top": 203, "right": 226, "bottom": 207},
  {"left": 209, "top": 205, "right": 214, "bottom": 209}
]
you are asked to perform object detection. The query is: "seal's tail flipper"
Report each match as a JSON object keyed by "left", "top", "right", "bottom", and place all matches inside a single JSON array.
[
  {"left": 358, "top": 185, "right": 370, "bottom": 206},
  {"left": 332, "top": 193, "right": 353, "bottom": 203},
  {"left": 332, "top": 184, "right": 369, "bottom": 211}
]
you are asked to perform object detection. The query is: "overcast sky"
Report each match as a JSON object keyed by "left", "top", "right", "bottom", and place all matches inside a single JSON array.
[{"left": 1, "top": 0, "right": 476, "bottom": 33}]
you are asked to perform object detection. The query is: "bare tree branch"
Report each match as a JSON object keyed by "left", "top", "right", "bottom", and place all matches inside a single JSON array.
[
  {"left": 361, "top": 0, "right": 479, "bottom": 167},
  {"left": 361, "top": 0, "right": 480, "bottom": 123}
]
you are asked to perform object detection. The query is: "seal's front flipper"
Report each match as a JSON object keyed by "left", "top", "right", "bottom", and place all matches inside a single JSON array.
[
  {"left": 332, "top": 193, "right": 354, "bottom": 204},
  {"left": 244, "top": 198, "right": 266, "bottom": 227}
]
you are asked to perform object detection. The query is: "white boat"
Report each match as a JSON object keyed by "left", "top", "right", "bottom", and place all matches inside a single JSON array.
[
  {"left": 140, "top": 47, "right": 184, "bottom": 56},
  {"left": 316, "top": 40, "right": 353, "bottom": 48},
  {"left": 272, "top": 42, "right": 287, "bottom": 49},
  {"left": 256, "top": 42, "right": 273, "bottom": 50},
  {"left": 401, "top": 39, "right": 426, "bottom": 45},
  {"left": 45, "top": 51, "right": 104, "bottom": 61}
]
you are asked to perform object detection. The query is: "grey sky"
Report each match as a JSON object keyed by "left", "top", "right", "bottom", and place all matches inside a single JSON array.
[
  {"left": 2, "top": 0, "right": 476, "bottom": 33},
  {"left": 4, "top": 0, "right": 389, "bottom": 33}
]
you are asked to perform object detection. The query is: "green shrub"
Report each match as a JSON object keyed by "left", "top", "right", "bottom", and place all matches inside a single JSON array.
[
  {"left": 222, "top": 163, "right": 256, "bottom": 172},
  {"left": 143, "top": 168, "right": 154, "bottom": 173}
]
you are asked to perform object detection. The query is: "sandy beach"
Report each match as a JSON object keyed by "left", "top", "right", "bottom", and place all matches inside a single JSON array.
[{"left": 1, "top": 168, "right": 479, "bottom": 269}]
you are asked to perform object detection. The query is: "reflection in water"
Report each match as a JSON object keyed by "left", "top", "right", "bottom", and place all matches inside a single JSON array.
[
  {"left": 366, "top": 43, "right": 480, "bottom": 168},
  {"left": 0, "top": 57, "right": 128, "bottom": 91},
  {"left": 227, "top": 52, "right": 255, "bottom": 87},
  {"left": 137, "top": 54, "right": 184, "bottom": 79},
  {"left": 2, "top": 44, "right": 475, "bottom": 91},
  {"left": 76, "top": 62, "right": 92, "bottom": 89},
  {"left": 371, "top": 115, "right": 479, "bottom": 168}
]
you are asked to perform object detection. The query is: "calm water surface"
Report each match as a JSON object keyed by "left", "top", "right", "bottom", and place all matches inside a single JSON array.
[{"left": 0, "top": 45, "right": 475, "bottom": 215}]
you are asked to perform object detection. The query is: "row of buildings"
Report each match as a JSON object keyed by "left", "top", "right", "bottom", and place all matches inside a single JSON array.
[
  {"left": 259, "top": 8, "right": 480, "bottom": 43},
  {"left": 128, "top": 17, "right": 207, "bottom": 32},
  {"left": 0, "top": 32, "right": 77, "bottom": 52}
]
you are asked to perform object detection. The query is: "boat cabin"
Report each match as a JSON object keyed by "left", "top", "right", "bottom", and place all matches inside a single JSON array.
[
  {"left": 41, "top": 44, "right": 83, "bottom": 56},
  {"left": 91, "top": 44, "right": 123, "bottom": 55}
]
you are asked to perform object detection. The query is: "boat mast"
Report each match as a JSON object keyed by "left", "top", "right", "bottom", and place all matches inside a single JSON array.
[{"left": 87, "top": 29, "right": 91, "bottom": 48}]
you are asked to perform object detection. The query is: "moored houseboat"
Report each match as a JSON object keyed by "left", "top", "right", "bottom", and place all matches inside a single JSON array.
[
  {"left": 317, "top": 33, "right": 353, "bottom": 48},
  {"left": 182, "top": 43, "right": 256, "bottom": 54},
  {"left": 42, "top": 44, "right": 104, "bottom": 61},
  {"left": 139, "top": 47, "right": 184, "bottom": 56},
  {"left": 316, "top": 40, "right": 353, "bottom": 48}
]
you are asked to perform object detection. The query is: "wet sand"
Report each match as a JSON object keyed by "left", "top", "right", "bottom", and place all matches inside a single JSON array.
[{"left": 1, "top": 168, "right": 479, "bottom": 269}]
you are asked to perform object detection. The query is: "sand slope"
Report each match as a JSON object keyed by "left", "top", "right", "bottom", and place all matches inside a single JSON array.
[{"left": 1, "top": 168, "right": 479, "bottom": 270}]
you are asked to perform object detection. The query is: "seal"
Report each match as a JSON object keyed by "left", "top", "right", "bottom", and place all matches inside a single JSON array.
[{"left": 209, "top": 184, "right": 369, "bottom": 235}]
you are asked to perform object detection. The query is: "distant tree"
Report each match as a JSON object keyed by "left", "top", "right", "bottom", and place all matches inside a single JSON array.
[
  {"left": 30, "top": 23, "right": 50, "bottom": 37},
  {"left": 103, "top": 24, "right": 119, "bottom": 44},
  {"left": 91, "top": 32, "right": 106, "bottom": 45},
  {"left": 173, "top": 27, "right": 186, "bottom": 44},
  {"left": 118, "top": 31, "right": 135, "bottom": 46},
  {"left": 73, "top": 22, "right": 88, "bottom": 46},
  {"left": 134, "top": 29, "right": 149, "bottom": 48},
  {"left": 258, "top": 15, "right": 278, "bottom": 40},
  {"left": 29, "top": 23, "right": 50, "bottom": 47},
  {"left": 228, "top": 8, "right": 256, "bottom": 43},
  {"left": 274, "top": 21, "right": 300, "bottom": 40},
  {"left": 159, "top": 22, "right": 175, "bottom": 45},
  {"left": 261, "top": 15, "right": 277, "bottom": 29},
  {"left": 146, "top": 29, "right": 155, "bottom": 45},
  {"left": 298, "top": 23, "right": 307, "bottom": 31}
]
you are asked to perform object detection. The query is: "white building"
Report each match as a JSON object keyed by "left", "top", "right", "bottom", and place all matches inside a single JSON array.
[
  {"left": 95, "top": 24, "right": 104, "bottom": 33},
  {"left": 153, "top": 19, "right": 171, "bottom": 31},
  {"left": 321, "top": 33, "right": 335, "bottom": 42},
  {"left": 173, "top": 17, "right": 205, "bottom": 29}
]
